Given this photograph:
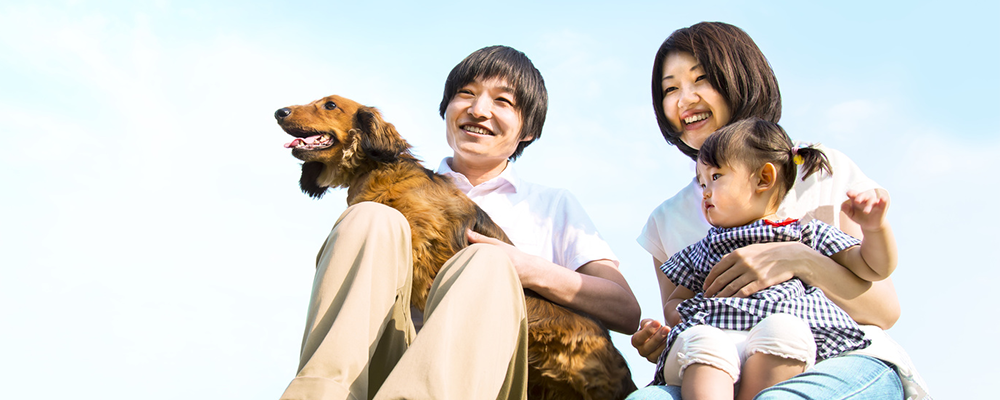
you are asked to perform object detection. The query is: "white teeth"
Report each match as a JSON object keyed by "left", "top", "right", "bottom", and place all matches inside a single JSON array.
[
  {"left": 684, "top": 113, "right": 710, "bottom": 124},
  {"left": 463, "top": 125, "right": 493, "bottom": 135}
]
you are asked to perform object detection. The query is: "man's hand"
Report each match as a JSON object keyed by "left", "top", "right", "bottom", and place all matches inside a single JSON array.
[{"left": 467, "top": 229, "right": 542, "bottom": 287}]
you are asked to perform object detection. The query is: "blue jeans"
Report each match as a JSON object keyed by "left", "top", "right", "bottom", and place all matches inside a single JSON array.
[{"left": 625, "top": 355, "right": 903, "bottom": 400}]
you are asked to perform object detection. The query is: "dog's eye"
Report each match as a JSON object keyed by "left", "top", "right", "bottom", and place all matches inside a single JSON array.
[{"left": 324, "top": 101, "right": 338, "bottom": 110}]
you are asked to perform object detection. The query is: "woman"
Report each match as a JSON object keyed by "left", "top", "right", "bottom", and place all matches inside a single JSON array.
[{"left": 627, "top": 22, "right": 928, "bottom": 399}]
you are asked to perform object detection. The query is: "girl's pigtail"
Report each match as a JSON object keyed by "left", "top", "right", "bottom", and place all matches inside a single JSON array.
[{"left": 792, "top": 145, "right": 832, "bottom": 180}]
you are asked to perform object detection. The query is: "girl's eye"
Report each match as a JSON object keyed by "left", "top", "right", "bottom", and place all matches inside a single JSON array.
[
  {"left": 712, "top": 173, "right": 721, "bottom": 181},
  {"left": 324, "top": 101, "right": 337, "bottom": 110}
]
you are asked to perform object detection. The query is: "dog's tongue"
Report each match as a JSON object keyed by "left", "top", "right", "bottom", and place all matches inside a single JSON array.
[{"left": 284, "top": 134, "right": 324, "bottom": 149}]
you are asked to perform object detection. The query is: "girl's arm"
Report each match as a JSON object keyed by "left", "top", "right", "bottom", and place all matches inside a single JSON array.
[
  {"left": 664, "top": 282, "right": 695, "bottom": 327},
  {"left": 831, "top": 189, "right": 898, "bottom": 281}
]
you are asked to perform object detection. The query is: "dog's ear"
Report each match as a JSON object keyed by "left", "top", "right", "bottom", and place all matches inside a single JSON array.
[
  {"left": 354, "top": 107, "right": 411, "bottom": 163},
  {"left": 299, "top": 161, "right": 328, "bottom": 199}
]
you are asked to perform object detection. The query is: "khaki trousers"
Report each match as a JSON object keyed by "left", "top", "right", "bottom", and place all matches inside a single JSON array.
[{"left": 280, "top": 202, "right": 529, "bottom": 400}]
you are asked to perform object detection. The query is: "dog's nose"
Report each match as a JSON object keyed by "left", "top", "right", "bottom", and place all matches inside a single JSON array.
[{"left": 275, "top": 107, "right": 292, "bottom": 120}]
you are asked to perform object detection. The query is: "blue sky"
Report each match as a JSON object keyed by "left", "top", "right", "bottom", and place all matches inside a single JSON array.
[{"left": 1, "top": 0, "right": 997, "bottom": 398}]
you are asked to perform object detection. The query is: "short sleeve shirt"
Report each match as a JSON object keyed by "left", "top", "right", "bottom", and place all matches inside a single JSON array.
[{"left": 438, "top": 158, "right": 618, "bottom": 270}]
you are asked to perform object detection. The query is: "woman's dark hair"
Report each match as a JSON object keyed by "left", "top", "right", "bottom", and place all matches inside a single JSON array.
[
  {"left": 652, "top": 22, "right": 782, "bottom": 161},
  {"left": 439, "top": 45, "right": 547, "bottom": 161},
  {"left": 699, "top": 118, "right": 831, "bottom": 201}
]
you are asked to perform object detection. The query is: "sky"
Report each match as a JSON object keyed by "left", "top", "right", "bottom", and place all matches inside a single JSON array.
[{"left": 1, "top": 0, "right": 998, "bottom": 398}]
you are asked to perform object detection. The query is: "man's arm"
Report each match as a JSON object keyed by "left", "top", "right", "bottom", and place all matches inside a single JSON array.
[{"left": 467, "top": 230, "right": 640, "bottom": 333}]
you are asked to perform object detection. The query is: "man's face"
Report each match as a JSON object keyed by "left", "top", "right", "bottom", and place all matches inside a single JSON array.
[{"left": 444, "top": 77, "right": 528, "bottom": 169}]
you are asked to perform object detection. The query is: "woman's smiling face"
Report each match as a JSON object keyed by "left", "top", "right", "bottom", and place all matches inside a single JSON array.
[{"left": 660, "top": 51, "right": 732, "bottom": 150}]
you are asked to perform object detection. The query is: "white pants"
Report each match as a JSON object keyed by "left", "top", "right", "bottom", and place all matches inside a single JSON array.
[{"left": 661, "top": 313, "right": 817, "bottom": 385}]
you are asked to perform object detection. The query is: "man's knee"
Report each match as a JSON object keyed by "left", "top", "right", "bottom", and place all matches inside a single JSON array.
[
  {"left": 337, "top": 202, "right": 408, "bottom": 232},
  {"left": 444, "top": 244, "right": 517, "bottom": 280}
]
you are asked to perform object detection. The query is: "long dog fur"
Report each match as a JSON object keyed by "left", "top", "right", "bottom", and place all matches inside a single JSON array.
[{"left": 276, "top": 95, "right": 636, "bottom": 400}]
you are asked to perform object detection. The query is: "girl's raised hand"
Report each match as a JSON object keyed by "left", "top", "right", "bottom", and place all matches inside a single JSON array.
[{"left": 841, "top": 189, "right": 891, "bottom": 232}]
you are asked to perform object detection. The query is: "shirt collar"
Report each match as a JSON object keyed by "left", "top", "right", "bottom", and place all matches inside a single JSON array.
[{"left": 437, "top": 157, "right": 519, "bottom": 195}]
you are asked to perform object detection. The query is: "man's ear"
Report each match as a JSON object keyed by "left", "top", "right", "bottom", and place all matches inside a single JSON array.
[{"left": 756, "top": 162, "right": 777, "bottom": 193}]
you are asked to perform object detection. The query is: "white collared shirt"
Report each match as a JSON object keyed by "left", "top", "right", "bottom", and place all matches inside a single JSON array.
[{"left": 438, "top": 158, "right": 618, "bottom": 270}]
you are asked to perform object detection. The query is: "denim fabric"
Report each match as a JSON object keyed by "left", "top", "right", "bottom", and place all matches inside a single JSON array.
[
  {"left": 755, "top": 355, "right": 903, "bottom": 400},
  {"left": 625, "top": 384, "right": 682, "bottom": 400},
  {"left": 625, "top": 355, "right": 902, "bottom": 400}
]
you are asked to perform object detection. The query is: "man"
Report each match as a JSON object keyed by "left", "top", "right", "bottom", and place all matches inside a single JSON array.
[{"left": 280, "top": 45, "right": 640, "bottom": 400}]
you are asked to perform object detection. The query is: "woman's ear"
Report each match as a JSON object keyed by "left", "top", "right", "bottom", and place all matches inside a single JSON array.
[{"left": 756, "top": 162, "right": 777, "bottom": 193}]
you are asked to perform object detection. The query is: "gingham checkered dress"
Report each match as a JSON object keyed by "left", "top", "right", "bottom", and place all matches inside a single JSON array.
[{"left": 651, "top": 219, "right": 871, "bottom": 385}]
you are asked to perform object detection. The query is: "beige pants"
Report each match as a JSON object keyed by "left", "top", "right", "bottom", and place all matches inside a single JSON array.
[{"left": 280, "top": 202, "right": 529, "bottom": 400}]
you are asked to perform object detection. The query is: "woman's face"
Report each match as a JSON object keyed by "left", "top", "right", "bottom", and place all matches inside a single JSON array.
[{"left": 660, "top": 51, "right": 732, "bottom": 150}]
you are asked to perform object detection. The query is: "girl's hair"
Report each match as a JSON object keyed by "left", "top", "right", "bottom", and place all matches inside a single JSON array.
[
  {"left": 652, "top": 22, "right": 782, "bottom": 161},
  {"left": 439, "top": 45, "right": 547, "bottom": 161},
  {"left": 699, "top": 118, "right": 831, "bottom": 200}
]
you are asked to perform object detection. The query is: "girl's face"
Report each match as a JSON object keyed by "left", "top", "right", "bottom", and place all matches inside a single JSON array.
[
  {"left": 696, "top": 161, "right": 766, "bottom": 228},
  {"left": 660, "top": 51, "right": 732, "bottom": 150}
]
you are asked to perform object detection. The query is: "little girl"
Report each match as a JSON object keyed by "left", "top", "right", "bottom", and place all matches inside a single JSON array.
[{"left": 654, "top": 118, "right": 898, "bottom": 400}]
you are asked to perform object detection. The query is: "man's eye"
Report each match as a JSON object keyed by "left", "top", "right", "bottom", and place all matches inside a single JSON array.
[
  {"left": 324, "top": 101, "right": 337, "bottom": 110},
  {"left": 497, "top": 97, "right": 513, "bottom": 105}
]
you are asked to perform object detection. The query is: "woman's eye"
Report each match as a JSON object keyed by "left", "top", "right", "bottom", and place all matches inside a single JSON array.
[
  {"left": 695, "top": 74, "right": 708, "bottom": 82},
  {"left": 324, "top": 101, "right": 337, "bottom": 110},
  {"left": 663, "top": 86, "right": 677, "bottom": 96}
]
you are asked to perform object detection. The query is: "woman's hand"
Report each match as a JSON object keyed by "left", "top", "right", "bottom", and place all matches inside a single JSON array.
[
  {"left": 702, "top": 241, "right": 806, "bottom": 298},
  {"left": 631, "top": 319, "right": 670, "bottom": 363}
]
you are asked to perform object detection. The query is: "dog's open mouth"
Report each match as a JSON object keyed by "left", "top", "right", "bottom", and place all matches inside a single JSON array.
[{"left": 284, "top": 134, "right": 335, "bottom": 151}]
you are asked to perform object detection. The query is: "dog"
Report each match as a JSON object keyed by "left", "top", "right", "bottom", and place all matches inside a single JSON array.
[{"left": 276, "top": 94, "right": 636, "bottom": 400}]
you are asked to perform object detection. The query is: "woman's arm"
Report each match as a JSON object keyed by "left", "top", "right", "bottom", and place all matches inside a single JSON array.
[
  {"left": 631, "top": 256, "right": 675, "bottom": 363},
  {"left": 702, "top": 240, "right": 900, "bottom": 329},
  {"left": 466, "top": 230, "right": 641, "bottom": 333}
]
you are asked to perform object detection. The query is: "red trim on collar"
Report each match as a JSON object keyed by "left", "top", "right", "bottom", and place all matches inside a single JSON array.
[{"left": 763, "top": 218, "right": 799, "bottom": 227}]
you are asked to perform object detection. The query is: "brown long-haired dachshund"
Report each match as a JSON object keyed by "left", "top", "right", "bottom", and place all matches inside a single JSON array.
[{"left": 276, "top": 94, "right": 636, "bottom": 400}]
